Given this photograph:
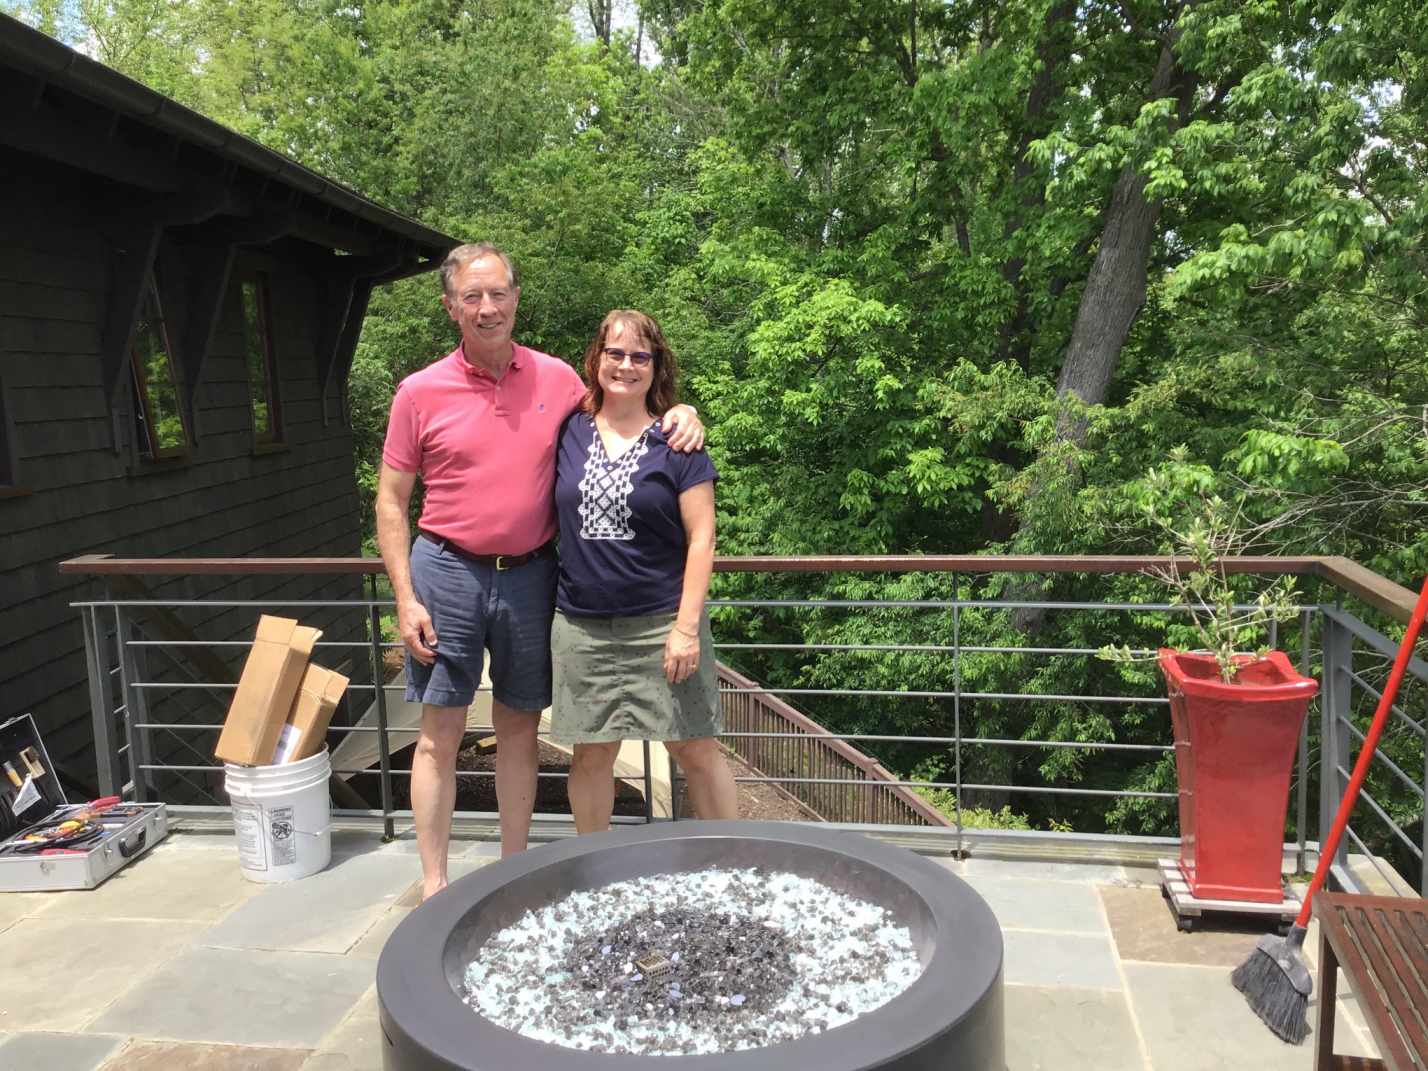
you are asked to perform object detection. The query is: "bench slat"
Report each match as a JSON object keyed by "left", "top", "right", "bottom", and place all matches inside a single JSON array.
[
  {"left": 1360, "top": 904, "right": 1428, "bottom": 1061},
  {"left": 1316, "top": 892, "right": 1428, "bottom": 1071}
]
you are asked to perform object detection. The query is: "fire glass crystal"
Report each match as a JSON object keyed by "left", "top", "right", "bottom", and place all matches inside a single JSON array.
[{"left": 462, "top": 867, "right": 921, "bottom": 1055}]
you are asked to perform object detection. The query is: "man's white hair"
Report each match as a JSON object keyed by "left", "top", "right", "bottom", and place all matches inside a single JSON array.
[{"left": 440, "top": 242, "right": 518, "bottom": 294}]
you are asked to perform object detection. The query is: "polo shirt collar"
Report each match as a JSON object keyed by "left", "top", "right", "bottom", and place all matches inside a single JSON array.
[{"left": 454, "top": 342, "right": 524, "bottom": 379}]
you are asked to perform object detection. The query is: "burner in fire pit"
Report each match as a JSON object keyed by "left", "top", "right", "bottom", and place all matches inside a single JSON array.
[{"left": 632, "top": 951, "right": 672, "bottom": 978}]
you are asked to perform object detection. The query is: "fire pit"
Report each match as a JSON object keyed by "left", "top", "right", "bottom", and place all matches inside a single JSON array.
[{"left": 376, "top": 821, "right": 1004, "bottom": 1070}]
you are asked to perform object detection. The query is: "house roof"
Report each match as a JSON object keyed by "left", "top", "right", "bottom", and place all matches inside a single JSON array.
[{"left": 0, "top": 13, "right": 457, "bottom": 271}]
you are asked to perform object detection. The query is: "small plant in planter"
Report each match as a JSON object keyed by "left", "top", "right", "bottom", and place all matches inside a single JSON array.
[
  {"left": 1098, "top": 462, "right": 1301, "bottom": 681},
  {"left": 1100, "top": 456, "right": 1318, "bottom": 907}
]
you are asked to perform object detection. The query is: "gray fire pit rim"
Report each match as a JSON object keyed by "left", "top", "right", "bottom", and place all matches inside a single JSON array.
[{"left": 377, "top": 820, "right": 1004, "bottom": 1071}]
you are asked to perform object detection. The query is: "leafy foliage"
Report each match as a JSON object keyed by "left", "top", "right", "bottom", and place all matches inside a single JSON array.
[
  {"left": 11, "top": 0, "right": 1425, "bottom": 859},
  {"left": 1098, "top": 451, "right": 1302, "bottom": 682}
]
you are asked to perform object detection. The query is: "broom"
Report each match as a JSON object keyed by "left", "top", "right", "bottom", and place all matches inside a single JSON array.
[{"left": 1231, "top": 572, "right": 1428, "bottom": 1043}]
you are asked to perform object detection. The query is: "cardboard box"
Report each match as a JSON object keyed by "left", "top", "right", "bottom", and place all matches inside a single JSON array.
[
  {"left": 215, "top": 615, "right": 321, "bottom": 766},
  {"left": 273, "top": 662, "right": 349, "bottom": 764}
]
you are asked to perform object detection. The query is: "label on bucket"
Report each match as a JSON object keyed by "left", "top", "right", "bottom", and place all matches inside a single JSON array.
[
  {"left": 268, "top": 805, "right": 296, "bottom": 867},
  {"left": 232, "top": 802, "right": 267, "bottom": 871}
]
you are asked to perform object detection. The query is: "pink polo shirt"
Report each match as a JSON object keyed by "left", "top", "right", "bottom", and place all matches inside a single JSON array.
[{"left": 382, "top": 344, "right": 586, "bottom": 555}]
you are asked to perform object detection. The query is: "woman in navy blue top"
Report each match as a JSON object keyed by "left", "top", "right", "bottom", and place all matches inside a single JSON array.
[{"left": 550, "top": 310, "right": 736, "bottom": 832}]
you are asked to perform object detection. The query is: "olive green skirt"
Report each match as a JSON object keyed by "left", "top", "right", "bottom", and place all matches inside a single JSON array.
[{"left": 550, "top": 610, "right": 722, "bottom": 743}]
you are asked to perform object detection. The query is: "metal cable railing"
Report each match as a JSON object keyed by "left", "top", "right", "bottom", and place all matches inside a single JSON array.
[{"left": 59, "top": 553, "right": 1427, "bottom": 890}]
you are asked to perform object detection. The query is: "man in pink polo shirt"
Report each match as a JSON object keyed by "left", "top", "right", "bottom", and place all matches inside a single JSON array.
[{"left": 376, "top": 242, "right": 703, "bottom": 900}]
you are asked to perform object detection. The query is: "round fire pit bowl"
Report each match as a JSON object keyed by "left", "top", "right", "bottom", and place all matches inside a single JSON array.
[{"left": 377, "top": 820, "right": 1003, "bottom": 1071}]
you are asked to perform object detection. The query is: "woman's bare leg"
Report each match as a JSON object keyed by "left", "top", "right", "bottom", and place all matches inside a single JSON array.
[
  {"left": 568, "top": 741, "right": 622, "bottom": 833},
  {"left": 665, "top": 737, "right": 738, "bottom": 819}
]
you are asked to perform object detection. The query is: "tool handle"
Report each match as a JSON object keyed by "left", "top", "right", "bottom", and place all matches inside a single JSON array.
[{"left": 1294, "top": 573, "right": 1428, "bottom": 928}]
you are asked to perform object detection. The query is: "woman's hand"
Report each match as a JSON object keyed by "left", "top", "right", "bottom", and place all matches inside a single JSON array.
[{"left": 664, "top": 622, "right": 701, "bottom": 684}]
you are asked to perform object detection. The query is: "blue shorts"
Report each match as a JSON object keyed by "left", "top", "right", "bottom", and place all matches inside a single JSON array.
[{"left": 404, "top": 536, "right": 557, "bottom": 712}]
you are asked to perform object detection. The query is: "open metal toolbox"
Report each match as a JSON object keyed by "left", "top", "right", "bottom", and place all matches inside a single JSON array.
[{"left": 0, "top": 713, "right": 168, "bottom": 892}]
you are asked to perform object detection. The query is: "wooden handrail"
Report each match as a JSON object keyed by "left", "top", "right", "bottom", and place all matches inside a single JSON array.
[
  {"left": 58, "top": 552, "right": 1423, "bottom": 624},
  {"left": 717, "top": 663, "right": 953, "bottom": 828}
]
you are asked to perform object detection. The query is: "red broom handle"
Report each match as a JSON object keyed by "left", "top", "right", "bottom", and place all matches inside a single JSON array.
[{"left": 1294, "top": 573, "right": 1428, "bottom": 928}]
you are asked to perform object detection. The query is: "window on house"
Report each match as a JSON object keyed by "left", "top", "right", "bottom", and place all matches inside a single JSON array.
[
  {"left": 241, "top": 276, "right": 282, "bottom": 444},
  {"left": 129, "top": 275, "right": 189, "bottom": 460}
]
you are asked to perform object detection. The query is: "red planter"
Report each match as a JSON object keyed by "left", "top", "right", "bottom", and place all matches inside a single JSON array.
[{"left": 1159, "top": 649, "right": 1318, "bottom": 904}]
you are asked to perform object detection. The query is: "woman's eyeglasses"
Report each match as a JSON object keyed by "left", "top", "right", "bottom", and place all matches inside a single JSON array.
[{"left": 601, "top": 347, "right": 654, "bottom": 368}]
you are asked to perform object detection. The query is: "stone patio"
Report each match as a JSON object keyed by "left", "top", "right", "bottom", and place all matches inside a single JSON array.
[{"left": 0, "top": 824, "right": 1379, "bottom": 1070}]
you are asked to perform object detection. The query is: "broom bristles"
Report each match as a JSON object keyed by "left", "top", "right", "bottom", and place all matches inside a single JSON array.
[{"left": 1231, "top": 934, "right": 1311, "bottom": 1044}]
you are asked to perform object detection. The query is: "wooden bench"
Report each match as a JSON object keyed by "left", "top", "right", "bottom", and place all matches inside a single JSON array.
[{"left": 1313, "top": 891, "right": 1428, "bottom": 1071}]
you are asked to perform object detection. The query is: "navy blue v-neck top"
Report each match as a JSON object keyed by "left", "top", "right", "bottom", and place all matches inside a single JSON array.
[{"left": 554, "top": 412, "right": 717, "bottom": 617}]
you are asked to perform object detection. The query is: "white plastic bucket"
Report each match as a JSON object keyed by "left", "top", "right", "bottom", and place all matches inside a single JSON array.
[{"left": 224, "top": 747, "right": 332, "bottom": 883}]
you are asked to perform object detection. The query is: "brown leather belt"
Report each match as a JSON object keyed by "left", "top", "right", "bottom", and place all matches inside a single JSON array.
[{"left": 418, "top": 530, "right": 553, "bottom": 571}]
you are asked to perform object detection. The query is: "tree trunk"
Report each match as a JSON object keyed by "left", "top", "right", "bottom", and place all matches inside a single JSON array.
[
  {"left": 1008, "top": 39, "right": 1196, "bottom": 632},
  {"left": 1053, "top": 40, "right": 1191, "bottom": 434},
  {"left": 588, "top": 0, "right": 612, "bottom": 48}
]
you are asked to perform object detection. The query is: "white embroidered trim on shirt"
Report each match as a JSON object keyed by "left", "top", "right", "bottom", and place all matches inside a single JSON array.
[{"left": 577, "top": 424, "right": 651, "bottom": 540}]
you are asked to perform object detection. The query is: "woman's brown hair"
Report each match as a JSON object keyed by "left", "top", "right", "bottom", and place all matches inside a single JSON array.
[{"left": 581, "top": 310, "right": 679, "bottom": 418}]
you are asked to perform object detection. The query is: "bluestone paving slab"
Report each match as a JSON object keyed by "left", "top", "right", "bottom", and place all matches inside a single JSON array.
[
  {"left": 99, "top": 1040, "right": 312, "bottom": 1071},
  {"left": 43, "top": 847, "right": 260, "bottom": 923},
  {"left": 330, "top": 832, "right": 391, "bottom": 863},
  {"left": 199, "top": 853, "right": 414, "bottom": 954},
  {"left": 963, "top": 858, "right": 1130, "bottom": 885},
  {"left": 1003, "top": 985, "right": 1145, "bottom": 1071},
  {"left": 302, "top": 988, "right": 380, "bottom": 1071},
  {"left": 0, "top": 891, "right": 61, "bottom": 933},
  {"left": 0, "top": 917, "right": 201, "bottom": 1032},
  {"left": 159, "top": 829, "right": 249, "bottom": 851},
  {"left": 0, "top": 1031, "right": 125, "bottom": 1071},
  {"left": 347, "top": 859, "right": 491, "bottom": 960},
  {"left": 1123, "top": 961, "right": 1345, "bottom": 1071},
  {"left": 1002, "top": 930, "right": 1121, "bottom": 989},
  {"left": 962, "top": 875, "right": 1108, "bottom": 934},
  {"left": 361, "top": 830, "right": 501, "bottom": 858},
  {"left": 88, "top": 946, "right": 374, "bottom": 1047}
]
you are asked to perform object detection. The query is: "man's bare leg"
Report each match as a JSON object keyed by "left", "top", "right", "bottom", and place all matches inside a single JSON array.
[
  {"left": 412, "top": 704, "right": 466, "bottom": 901},
  {"left": 491, "top": 699, "right": 540, "bottom": 856},
  {"left": 567, "top": 742, "right": 621, "bottom": 833}
]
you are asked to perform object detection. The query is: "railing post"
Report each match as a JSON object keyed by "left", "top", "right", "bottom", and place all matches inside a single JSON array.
[
  {"left": 1296, "top": 608, "right": 1311, "bottom": 874},
  {"left": 951, "top": 572, "right": 963, "bottom": 856},
  {"left": 1320, "top": 611, "right": 1354, "bottom": 879},
  {"left": 366, "top": 578, "right": 396, "bottom": 841},
  {"left": 113, "top": 603, "right": 155, "bottom": 802},
  {"left": 668, "top": 743, "right": 680, "bottom": 821},
  {"left": 82, "top": 604, "right": 122, "bottom": 798},
  {"left": 642, "top": 740, "right": 655, "bottom": 823},
  {"left": 1422, "top": 692, "right": 1427, "bottom": 893}
]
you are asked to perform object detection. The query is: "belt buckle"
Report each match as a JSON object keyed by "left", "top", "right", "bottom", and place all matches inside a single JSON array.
[{"left": 494, "top": 554, "right": 513, "bottom": 571}]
